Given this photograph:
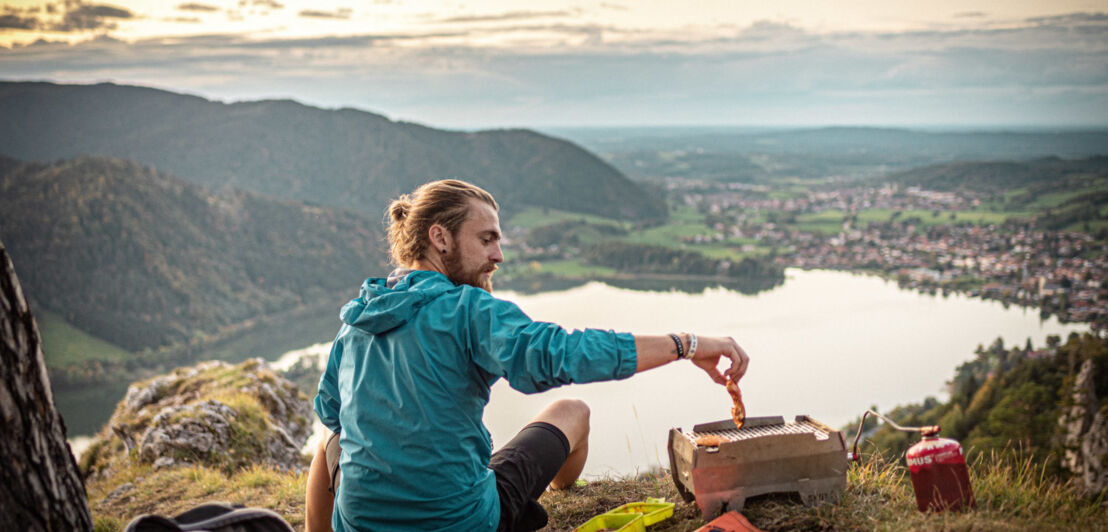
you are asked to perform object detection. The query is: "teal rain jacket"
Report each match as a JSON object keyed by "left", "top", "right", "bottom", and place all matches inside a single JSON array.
[{"left": 314, "top": 270, "right": 637, "bottom": 531}]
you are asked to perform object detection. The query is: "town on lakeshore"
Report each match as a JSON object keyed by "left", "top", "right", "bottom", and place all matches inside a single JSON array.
[{"left": 506, "top": 177, "right": 1108, "bottom": 333}]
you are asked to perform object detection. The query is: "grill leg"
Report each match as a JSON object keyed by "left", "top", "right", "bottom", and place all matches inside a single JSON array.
[
  {"left": 797, "top": 477, "right": 846, "bottom": 507},
  {"left": 696, "top": 489, "right": 747, "bottom": 520}
]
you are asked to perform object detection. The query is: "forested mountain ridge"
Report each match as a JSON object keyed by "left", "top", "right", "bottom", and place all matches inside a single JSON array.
[
  {"left": 882, "top": 156, "right": 1108, "bottom": 194},
  {"left": 0, "top": 156, "right": 387, "bottom": 360},
  {"left": 0, "top": 81, "right": 665, "bottom": 222}
]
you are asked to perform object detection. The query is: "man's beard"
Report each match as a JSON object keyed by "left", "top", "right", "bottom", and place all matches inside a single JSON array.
[{"left": 443, "top": 249, "right": 495, "bottom": 292}]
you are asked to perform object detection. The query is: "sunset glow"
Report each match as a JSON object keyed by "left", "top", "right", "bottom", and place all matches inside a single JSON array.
[{"left": 2, "top": 0, "right": 1106, "bottom": 127}]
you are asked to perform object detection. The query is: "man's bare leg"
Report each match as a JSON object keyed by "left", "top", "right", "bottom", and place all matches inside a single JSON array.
[{"left": 529, "top": 398, "right": 590, "bottom": 490}]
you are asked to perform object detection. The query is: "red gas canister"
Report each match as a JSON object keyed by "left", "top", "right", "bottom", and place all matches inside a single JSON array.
[
  {"left": 851, "top": 410, "right": 976, "bottom": 513},
  {"left": 905, "top": 433, "right": 975, "bottom": 512}
]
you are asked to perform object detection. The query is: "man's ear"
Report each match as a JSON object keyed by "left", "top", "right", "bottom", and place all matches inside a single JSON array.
[{"left": 428, "top": 223, "right": 451, "bottom": 254}]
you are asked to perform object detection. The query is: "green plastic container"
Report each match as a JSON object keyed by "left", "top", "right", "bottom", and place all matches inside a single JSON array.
[
  {"left": 604, "top": 499, "right": 675, "bottom": 527},
  {"left": 574, "top": 512, "right": 646, "bottom": 532}
]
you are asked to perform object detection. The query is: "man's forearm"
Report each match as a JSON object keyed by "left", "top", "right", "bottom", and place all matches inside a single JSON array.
[
  {"left": 633, "top": 334, "right": 684, "bottom": 373},
  {"left": 634, "top": 333, "right": 749, "bottom": 385}
]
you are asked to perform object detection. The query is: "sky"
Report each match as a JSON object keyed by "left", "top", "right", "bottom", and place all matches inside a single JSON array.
[{"left": 1, "top": 0, "right": 1107, "bottom": 129}]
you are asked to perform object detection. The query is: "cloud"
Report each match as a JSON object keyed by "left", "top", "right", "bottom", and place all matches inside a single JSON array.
[
  {"left": 2, "top": 12, "right": 1106, "bottom": 128},
  {"left": 0, "top": 2, "right": 47, "bottom": 29},
  {"left": 1026, "top": 12, "right": 1108, "bottom": 25},
  {"left": 49, "top": 1, "right": 133, "bottom": 31},
  {"left": 69, "top": 3, "right": 131, "bottom": 19},
  {"left": 233, "top": 0, "right": 283, "bottom": 12},
  {"left": 164, "top": 16, "right": 202, "bottom": 23},
  {"left": 953, "top": 11, "right": 987, "bottom": 19},
  {"left": 238, "top": 0, "right": 284, "bottom": 7},
  {"left": 298, "top": 8, "right": 351, "bottom": 19},
  {"left": 453, "top": 21, "right": 611, "bottom": 39},
  {"left": 0, "top": 14, "right": 38, "bottom": 29},
  {"left": 436, "top": 10, "right": 574, "bottom": 24},
  {"left": 1, "top": 4, "right": 38, "bottom": 14},
  {"left": 14, "top": 37, "right": 68, "bottom": 47},
  {"left": 735, "top": 20, "right": 811, "bottom": 42},
  {"left": 177, "top": 3, "right": 220, "bottom": 12},
  {"left": 0, "top": 0, "right": 136, "bottom": 32}
]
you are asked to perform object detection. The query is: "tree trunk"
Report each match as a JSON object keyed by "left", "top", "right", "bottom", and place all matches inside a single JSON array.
[{"left": 0, "top": 241, "right": 93, "bottom": 531}]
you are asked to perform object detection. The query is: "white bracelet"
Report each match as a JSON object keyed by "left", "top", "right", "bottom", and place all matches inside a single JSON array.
[{"left": 686, "top": 333, "right": 698, "bottom": 359}]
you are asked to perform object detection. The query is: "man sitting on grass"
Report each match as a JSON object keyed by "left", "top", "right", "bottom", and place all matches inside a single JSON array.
[{"left": 305, "top": 179, "right": 749, "bottom": 532}]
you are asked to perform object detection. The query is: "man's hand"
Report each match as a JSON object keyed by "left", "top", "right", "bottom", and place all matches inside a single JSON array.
[
  {"left": 689, "top": 335, "right": 749, "bottom": 385},
  {"left": 633, "top": 334, "right": 749, "bottom": 382}
]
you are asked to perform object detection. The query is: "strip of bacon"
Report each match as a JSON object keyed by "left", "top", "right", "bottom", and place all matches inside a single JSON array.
[
  {"left": 726, "top": 377, "right": 745, "bottom": 430},
  {"left": 694, "top": 434, "right": 727, "bottom": 447}
]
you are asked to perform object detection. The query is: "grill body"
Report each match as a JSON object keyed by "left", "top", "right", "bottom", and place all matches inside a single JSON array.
[{"left": 667, "top": 415, "right": 848, "bottom": 519}]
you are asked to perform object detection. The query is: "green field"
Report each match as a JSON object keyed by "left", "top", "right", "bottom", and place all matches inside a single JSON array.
[
  {"left": 1022, "top": 190, "right": 1082, "bottom": 210},
  {"left": 507, "top": 206, "right": 625, "bottom": 230},
  {"left": 774, "top": 207, "right": 1023, "bottom": 237},
  {"left": 36, "top": 309, "right": 131, "bottom": 367},
  {"left": 623, "top": 205, "right": 717, "bottom": 246},
  {"left": 766, "top": 187, "right": 808, "bottom": 200},
  {"left": 792, "top": 210, "right": 847, "bottom": 235},
  {"left": 512, "top": 202, "right": 775, "bottom": 268}
]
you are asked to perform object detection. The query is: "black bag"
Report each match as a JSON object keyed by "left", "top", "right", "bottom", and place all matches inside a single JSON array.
[{"left": 123, "top": 502, "right": 295, "bottom": 532}]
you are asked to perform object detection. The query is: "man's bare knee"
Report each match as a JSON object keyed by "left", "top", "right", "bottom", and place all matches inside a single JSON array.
[
  {"left": 553, "top": 398, "right": 589, "bottom": 421},
  {"left": 533, "top": 398, "right": 590, "bottom": 450}
]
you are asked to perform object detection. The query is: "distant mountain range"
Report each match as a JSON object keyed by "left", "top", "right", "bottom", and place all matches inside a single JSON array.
[
  {"left": 549, "top": 126, "right": 1108, "bottom": 184},
  {"left": 0, "top": 81, "right": 665, "bottom": 222},
  {"left": 551, "top": 125, "right": 1108, "bottom": 161},
  {"left": 0, "top": 155, "right": 387, "bottom": 353}
]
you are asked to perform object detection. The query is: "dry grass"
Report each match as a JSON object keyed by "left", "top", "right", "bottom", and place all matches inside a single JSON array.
[
  {"left": 88, "top": 462, "right": 308, "bottom": 532},
  {"left": 540, "top": 451, "right": 1107, "bottom": 532},
  {"left": 87, "top": 451, "right": 1106, "bottom": 532}
]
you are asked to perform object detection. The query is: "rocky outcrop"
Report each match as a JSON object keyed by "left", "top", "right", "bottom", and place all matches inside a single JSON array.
[
  {"left": 1058, "top": 358, "right": 1108, "bottom": 495},
  {"left": 84, "top": 359, "right": 312, "bottom": 477}
]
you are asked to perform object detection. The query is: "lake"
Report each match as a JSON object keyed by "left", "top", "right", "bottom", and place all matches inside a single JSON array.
[{"left": 63, "top": 269, "right": 1089, "bottom": 477}]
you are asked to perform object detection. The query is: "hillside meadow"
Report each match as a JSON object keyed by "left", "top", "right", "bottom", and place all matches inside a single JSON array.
[{"left": 86, "top": 451, "right": 1108, "bottom": 532}]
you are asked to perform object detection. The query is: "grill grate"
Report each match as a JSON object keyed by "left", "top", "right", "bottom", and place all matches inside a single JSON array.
[{"left": 685, "top": 419, "right": 830, "bottom": 443}]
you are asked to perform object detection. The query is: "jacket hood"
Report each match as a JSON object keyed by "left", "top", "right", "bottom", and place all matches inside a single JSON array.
[{"left": 340, "top": 270, "right": 456, "bottom": 334}]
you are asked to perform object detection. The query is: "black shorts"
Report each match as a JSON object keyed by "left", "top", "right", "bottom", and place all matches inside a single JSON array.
[{"left": 489, "top": 422, "right": 571, "bottom": 532}]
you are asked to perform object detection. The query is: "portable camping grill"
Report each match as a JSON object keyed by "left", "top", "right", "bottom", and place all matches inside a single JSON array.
[{"left": 667, "top": 415, "right": 848, "bottom": 519}]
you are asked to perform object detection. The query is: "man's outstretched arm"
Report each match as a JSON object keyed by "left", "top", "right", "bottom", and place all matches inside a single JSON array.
[{"left": 634, "top": 334, "right": 749, "bottom": 385}]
